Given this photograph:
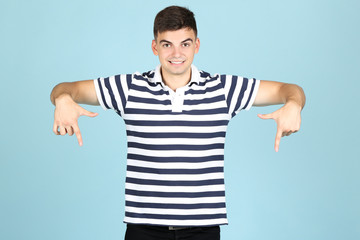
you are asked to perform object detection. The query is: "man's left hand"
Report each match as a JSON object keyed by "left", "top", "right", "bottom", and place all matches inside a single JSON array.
[{"left": 258, "top": 101, "right": 302, "bottom": 152}]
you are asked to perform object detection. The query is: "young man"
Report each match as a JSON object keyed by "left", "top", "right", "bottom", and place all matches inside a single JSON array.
[{"left": 51, "top": 6, "right": 305, "bottom": 240}]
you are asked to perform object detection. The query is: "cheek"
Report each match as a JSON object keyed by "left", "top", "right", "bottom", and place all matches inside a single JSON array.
[
  {"left": 158, "top": 50, "right": 171, "bottom": 59},
  {"left": 185, "top": 49, "right": 196, "bottom": 59}
]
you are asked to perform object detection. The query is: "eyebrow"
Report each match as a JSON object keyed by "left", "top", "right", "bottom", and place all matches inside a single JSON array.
[
  {"left": 159, "top": 38, "right": 194, "bottom": 44},
  {"left": 181, "top": 38, "right": 193, "bottom": 43}
]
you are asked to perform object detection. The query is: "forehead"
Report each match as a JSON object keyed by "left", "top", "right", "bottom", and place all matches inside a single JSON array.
[{"left": 156, "top": 28, "right": 196, "bottom": 42}]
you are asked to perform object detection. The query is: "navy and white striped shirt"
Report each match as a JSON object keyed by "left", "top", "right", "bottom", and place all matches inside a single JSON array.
[{"left": 94, "top": 65, "right": 259, "bottom": 226}]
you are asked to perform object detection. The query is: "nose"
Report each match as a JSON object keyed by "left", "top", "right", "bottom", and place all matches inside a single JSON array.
[{"left": 172, "top": 46, "right": 181, "bottom": 58}]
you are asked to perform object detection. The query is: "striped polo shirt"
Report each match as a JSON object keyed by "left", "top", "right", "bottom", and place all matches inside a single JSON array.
[{"left": 94, "top": 65, "right": 259, "bottom": 227}]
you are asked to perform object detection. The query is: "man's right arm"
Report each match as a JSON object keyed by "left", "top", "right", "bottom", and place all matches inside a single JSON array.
[{"left": 50, "top": 80, "right": 99, "bottom": 146}]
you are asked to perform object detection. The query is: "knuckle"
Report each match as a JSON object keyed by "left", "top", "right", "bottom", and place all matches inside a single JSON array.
[{"left": 62, "top": 120, "right": 71, "bottom": 126}]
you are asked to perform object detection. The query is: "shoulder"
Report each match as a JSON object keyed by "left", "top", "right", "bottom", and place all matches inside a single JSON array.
[
  {"left": 197, "top": 69, "right": 221, "bottom": 86},
  {"left": 112, "top": 69, "right": 158, "bottom": 87},
  {"left": 139, "top": 70, "right": 155, "bottom": 79}
]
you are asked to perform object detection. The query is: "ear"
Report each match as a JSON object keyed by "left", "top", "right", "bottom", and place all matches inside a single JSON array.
[
  {"left": 195, "top": 38, "right": 200, "bottom": 54},
  {"left": 152, "top": 40, "right": 158, "bottom": 56}
]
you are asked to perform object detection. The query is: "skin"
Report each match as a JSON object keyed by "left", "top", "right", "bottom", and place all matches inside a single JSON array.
[
  {"left": 51, "top": 28, "right": 305, "bottom": 151},
  {"left": 151, "top": 28, "right": 200, "bottom": 90}
]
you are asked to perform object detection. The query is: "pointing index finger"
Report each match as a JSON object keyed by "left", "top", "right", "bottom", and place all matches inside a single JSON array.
[
  {"left": 275, "top": 128, "right": 282, "bottom": 152},
  {"left": 73, "top": 124, "right": 83, "bottom": 146}
]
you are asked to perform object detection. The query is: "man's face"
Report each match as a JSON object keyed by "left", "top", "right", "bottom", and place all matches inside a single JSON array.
[{"left": 152, "top": 28, "right": 200, "bottom": 79}]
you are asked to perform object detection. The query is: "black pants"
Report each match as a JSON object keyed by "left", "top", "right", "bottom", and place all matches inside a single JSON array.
[{"left": 125, "top": 224, "right": 220, "bottom": 240}]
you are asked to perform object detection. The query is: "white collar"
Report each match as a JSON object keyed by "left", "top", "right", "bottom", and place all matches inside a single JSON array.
[{"left": 151, "top": 64, "right": 200, "bottom": 87}]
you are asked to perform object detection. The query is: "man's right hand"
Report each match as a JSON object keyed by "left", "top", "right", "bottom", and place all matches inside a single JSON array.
[
  {"left": 52, "top": 94, "right": 98, "bottom": 146},
  {"left": 50, "top": 80, "right": 100, "bottom": 146}
]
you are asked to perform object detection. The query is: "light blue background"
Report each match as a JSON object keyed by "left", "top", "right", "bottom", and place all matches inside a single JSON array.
[{"left": 1, "top": 0, "right": 359, "bottom": 239}]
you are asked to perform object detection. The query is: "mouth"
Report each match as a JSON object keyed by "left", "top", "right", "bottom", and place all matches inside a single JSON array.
[{"left": 169, "top": 60, "right": 185, "bottom": 65}]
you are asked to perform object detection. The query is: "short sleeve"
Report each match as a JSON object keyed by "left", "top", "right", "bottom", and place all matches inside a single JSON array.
[
  {"left": 220, "top": 75, "right": 260, "bottom": 118},
  {"left": 93, "top": 74, "right": 132, "bottom": 116}
]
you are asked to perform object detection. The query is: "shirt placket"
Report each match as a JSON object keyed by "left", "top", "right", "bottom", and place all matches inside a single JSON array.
[{"left": 165, "top": 86, "right": 186, "bottom": 113}]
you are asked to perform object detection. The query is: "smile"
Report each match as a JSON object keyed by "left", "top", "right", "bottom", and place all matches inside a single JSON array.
[{"left": 169, "top": 60, "right": 185, "bottom": 65}]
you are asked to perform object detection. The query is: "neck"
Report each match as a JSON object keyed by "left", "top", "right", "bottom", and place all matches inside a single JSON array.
[{"left": 161, "top": 67, "right": 192, "bottom": 91}]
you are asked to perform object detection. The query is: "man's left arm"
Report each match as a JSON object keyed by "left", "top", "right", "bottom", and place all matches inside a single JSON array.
[{"left": 253, "top": 80, "right": 306, "bottom": 152}]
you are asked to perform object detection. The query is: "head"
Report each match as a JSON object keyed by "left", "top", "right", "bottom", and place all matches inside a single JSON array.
[
  {"left": 152, "top": 6, "right": 200, "bottom": 81},
  {"left": 153, "top": 6, "right": 198, "bottom": 40}
]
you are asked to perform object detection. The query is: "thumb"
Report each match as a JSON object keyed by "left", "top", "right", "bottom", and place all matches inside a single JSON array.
[
  {"left": 258, "top": 113, "right": 273, "bottom": 120},
  {"left": 81, "top": 108, "right": 99, "bottom": 118}
]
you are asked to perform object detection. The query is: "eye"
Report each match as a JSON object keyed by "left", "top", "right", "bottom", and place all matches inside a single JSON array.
[
  {"left": 162, "top": 43, "right": 171, "bottom": 48},
  {"left": 182, "top": 42, "right": 190, "bottom": 47}
]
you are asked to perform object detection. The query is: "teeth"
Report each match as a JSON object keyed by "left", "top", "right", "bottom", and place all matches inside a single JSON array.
[{"left": 170, "top": 61, "right": 183, "bottom": 64}]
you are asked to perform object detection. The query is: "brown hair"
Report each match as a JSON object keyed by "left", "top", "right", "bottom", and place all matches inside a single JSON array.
[{"left": 153, "top": 6, "right": 197, "bottom": 39}]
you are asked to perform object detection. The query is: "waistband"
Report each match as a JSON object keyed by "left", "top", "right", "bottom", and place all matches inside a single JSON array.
[{"left": 127, "top": 224, "right": 219, "bottom": 231}]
